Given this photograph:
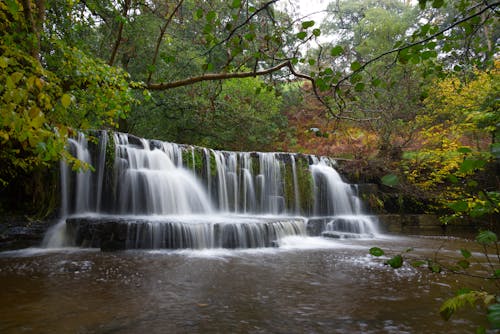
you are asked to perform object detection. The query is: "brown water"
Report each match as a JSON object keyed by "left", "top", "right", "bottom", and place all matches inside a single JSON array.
[{"left": 0, "top": 235, "right": 497, "bottom": 333}]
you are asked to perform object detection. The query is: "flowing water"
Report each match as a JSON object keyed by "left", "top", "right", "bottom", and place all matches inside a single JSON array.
[
  {"left": 2, "top": 131, "right": 496, "bottom": 333},
  {"left": 0, "top": 236, "right": 494, "bottom": 333},
  {"left": 43, "top": 131, "right": 381, "bottom": 249}
]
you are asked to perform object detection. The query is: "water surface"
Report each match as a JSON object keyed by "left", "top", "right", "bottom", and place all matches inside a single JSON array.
[{"left": 0, "top": 235, "right": 495, "bottom": 333}]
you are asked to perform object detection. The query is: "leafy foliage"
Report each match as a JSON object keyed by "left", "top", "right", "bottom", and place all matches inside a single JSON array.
[
  {"left": 129, "top": 76, "right": 284, "bottom": 151},
  {"left": 439, "top": 290, "right": 495, "bottom": 322},
  {"left": 370, "top": 230, "right": 499, "bottom": 329},
  {"left": 0, "top": 44, "right": 67, "bottom": 185},
  {"left": 369, "top": 247, "right": 385, "bottom": 257}
]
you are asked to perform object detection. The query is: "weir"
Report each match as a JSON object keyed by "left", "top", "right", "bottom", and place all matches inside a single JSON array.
[{"left": 44, "top": 131, "right": 380, "bottom": 250}]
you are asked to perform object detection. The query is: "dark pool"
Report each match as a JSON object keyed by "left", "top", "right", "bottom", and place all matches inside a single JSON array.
[{"left": 0, "top": 235, "right": 496, "bottom": 333}]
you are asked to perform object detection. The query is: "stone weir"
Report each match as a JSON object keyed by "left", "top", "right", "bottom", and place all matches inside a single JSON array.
[
  {"left": 44, "top": 130, "right": 380, "bottom": 250},
  {"left": 63, "top": 215, "right": 380, "bottom": 251}
]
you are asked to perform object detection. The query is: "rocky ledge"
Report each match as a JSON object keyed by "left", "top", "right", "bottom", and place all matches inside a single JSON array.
[{"left": 0, "top": 217, "right": 52, "bottom": 251}]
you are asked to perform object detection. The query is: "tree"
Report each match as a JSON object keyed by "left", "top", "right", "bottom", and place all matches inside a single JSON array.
[
  {"left": 129, "top": 76, "right": 285, "bottom": 151},
  {"left": 1, "top": 0, "right": 499, "bottom": 189}
]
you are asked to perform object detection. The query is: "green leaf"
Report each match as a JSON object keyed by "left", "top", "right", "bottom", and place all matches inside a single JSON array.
[
  {"left": 244, "top": 33, "right": 255, "bottom": 41},
  {"left": 323, "top": 68, "right": 333, "bottom": 75},
  {"left": 432, "top": 0, "right": 444, "bottom": 8},
  {"left": 301, "top": 20, "right": 315, "bottom": 29},
  {"left": 457, "top": 147, "right": 472, "bottom": 154},
  {"left": 5, "top": 0, "right": 20, "bottom": 16},
  {"left": 350, "top": 61, "right": 361, "bottom": 71},
  {"left": 369, "top": 247, "right": 385, "bottom": 257},
  {"left": 195, "top": 8, "right": 203, "bottom": 19},
  {"left": 202, "top": 62, "right": 215, "bottom": 72},
  {"left": 330, "top": 45, "right": 343, "bottom": 57},
  {"left": 371, "top": 78, "right": 381, "bottom": 87},
  {"left": 386, "top": 255, "right": 403, "bottom": 268},
  {"left": 349, "top": 73, "right": 362, "bottom": 84},
  {"left": 460, "top": 248, "right": 472, "bottom": 259},
  {"left": 448, "top": 201, "right": 468, "bottom": 212},
  {"left": 440, "top": 290, "right": 481, "bottom": 321},
  {"left": 381, "top": 174, "right": 399, "bottom": 187},
  {"left": 411, "top": 260, "right": 427, "bottom": 268},
  {"left": 429, "top": 262, "right": 441, "bottom": 273},
  {"left": 494, "top": 269, "right": 500, "bottom": 278},
  {"left": 308, "top": 59, "right": 316, "bottom": 66},
  {"left": 476, "top": 230, "right": 498, "bottom": 246},
  {"left": 459, "top": 159, "right": 480, "bottom": 173},
  {"left": 206, "top": 10, "right": 216, "bottom": 22},
  {"left": 231, "top": 0, "right": 241, "bottom": 9},
  {"left": 313, "top": 29, "right": 321, "bottom": 37},
  {"left": 61, "top": 94, "right": 72, "bottom": 108},
  {"left": 354, "top": 82, "right": 365, "bottom": 92},
  {"left": 296, "top": 31, "right": 307, "bottom": 40},
  {"left": 487, "top": 303, "right": 500, "bottom": 329},
  {"left": 447, "top": 174, "right": 459, "bottom": 184}
]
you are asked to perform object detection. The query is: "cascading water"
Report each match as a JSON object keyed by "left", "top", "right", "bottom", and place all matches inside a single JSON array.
[
  {"left": 44, "top": 131, "right": 379, "bottom": 250},
  {"left": 113, "top": 133, "right": 212, "bottom": 215}
]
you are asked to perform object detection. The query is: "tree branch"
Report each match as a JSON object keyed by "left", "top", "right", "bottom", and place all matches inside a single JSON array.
[
  {"left": 108, "top": 0, "right": 131, "bottom": 66},
  {"left": 146, "top": 0, "right": 184, "bottom": 84},
  {"left": 147, "top": 60, "right": 292, "bottom": 90},
  {"left": 202, "top": 0, "right": 279, "bottom": 58},
  {"left": 333, "top": 1, "right": 500, "bottom": 89}
]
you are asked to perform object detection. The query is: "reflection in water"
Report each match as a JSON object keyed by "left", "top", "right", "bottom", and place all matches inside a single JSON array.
[{"left": 0, "top": 235, "right": 495, "bottom": 333}]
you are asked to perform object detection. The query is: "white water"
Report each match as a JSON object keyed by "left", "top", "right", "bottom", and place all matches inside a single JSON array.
[{"left": 44, "top": 132, "right": 379, "bottom": 249}]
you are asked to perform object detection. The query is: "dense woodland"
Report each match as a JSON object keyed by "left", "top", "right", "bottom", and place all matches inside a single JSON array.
[{"left": 0, "top": 0, "right": 499, "bottom": 222}]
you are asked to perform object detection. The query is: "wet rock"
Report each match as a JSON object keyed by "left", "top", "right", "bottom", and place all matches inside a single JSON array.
[
  {"left": 65, "top": 216, "right": 307, "bottom": 250},
  {"left": 306, "top": 218, "right": 329, "bottom": 236},
  {"left": 376, "top": 214, "right": 479, "bottom": 235},
  {"left": 0, "top": 217, "right": 51, "bottom": 250},
  {"left": 321, "top": 231, "right": 366, "bottom": 239}
]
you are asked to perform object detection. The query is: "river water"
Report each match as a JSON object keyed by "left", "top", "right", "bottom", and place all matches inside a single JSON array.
[{"left": 0, "top": 234, "right": 495, "bottom": 333}]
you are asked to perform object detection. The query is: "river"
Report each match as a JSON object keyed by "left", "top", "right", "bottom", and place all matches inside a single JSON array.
[{"left": 0, "top": 234, "right": 494, "bottom": 333}]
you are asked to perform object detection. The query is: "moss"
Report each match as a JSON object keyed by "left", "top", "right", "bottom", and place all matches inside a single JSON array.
[
  {"left": 193, "top": 148, "right": 204, "bottom": 175},
  {"left": 181, "top": 147, "right": 191, "bottom": 167},
  {"left": 282, "top": 161, "right": 294, "bottom": 212},
  {"left": 247, "top": 153, "right": 258, "bottom": 176},
  {"left": 296, "top": 155, "right": 314, "bottom": 215},
  {"left": 105, "top": 131, "right": 115, "bottom": 173},
  {"left": 208, "top": 151, "right": 217, "bottom": 177}
]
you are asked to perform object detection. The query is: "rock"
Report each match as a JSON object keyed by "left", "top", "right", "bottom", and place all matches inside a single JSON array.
[
  {"left": 306, "top": 218, "right": 329, "bottom": 236},
  {"left": 0, "top": 217, "right": 51, "bottom": 250}
]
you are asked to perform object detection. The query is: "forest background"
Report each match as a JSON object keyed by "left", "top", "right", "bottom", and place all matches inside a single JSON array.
[{"left": 0, "top": 0, "right": 499, "bottom": 224}]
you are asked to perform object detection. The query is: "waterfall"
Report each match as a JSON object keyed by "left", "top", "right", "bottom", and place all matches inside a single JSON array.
[
  {"left": 113, "top": 133, "right": 212, "bottom": 215},
  {"left": 311, "top": 157, "right": 357, "bottom": 216},
  {"left": 44, "top": 131, "right": 379, "bottom": 249},
  {"left": 258, "top": 153, "right": 284, "bottom": 214}
]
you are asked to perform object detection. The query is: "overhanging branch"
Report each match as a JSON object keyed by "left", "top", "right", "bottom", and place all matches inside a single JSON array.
[{"left": 146, "top": 60, "right": 293, "bottom": 90}]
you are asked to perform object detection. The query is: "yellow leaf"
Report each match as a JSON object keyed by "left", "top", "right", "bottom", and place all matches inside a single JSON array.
[
  {"left": 0, "top": 57, "right": 8, "bottom": 68},
  {"left": 61, "top": 94, "right": 72, "bottom": 108},
  {"left": 34, "top": 77, "right": 44, "bottom": 90}
]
